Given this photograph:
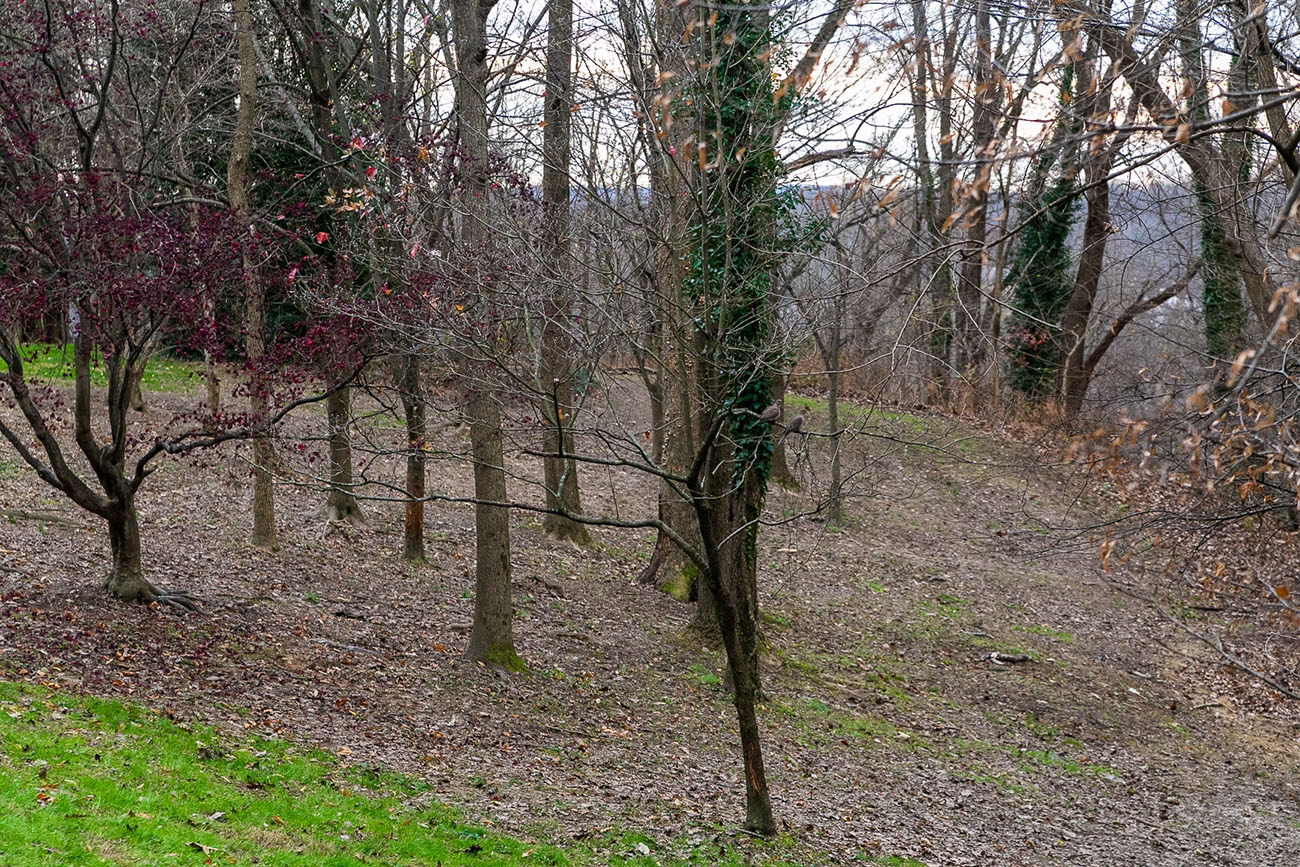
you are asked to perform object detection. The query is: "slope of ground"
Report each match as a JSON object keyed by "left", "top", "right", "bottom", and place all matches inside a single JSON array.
[{"left": 1, "top": 377, "right": 1298, "bottom": 865}]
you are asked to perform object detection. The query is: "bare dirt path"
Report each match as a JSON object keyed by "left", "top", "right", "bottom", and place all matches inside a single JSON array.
[{"left": 2, "top": 383, "right": 1297, "bottom": 865}]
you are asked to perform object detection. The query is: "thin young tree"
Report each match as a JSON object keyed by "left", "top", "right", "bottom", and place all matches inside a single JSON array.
[
  {"left": 539, "top": 0, "right": 592, "bottom": 544},
  {"left": 229, "top": 0, "right": 278, "bottom": 549}
]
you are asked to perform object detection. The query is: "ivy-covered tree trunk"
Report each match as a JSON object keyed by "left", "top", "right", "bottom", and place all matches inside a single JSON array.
[
  {"left": 680, "top": 3, "right": 790, "bottom": 836},
  {"left": 1178, "top": 0, "right": 1246, "bottom": 363},
  {"left": 1005, "top": 69, "right": 1080, "bottom": 397}
]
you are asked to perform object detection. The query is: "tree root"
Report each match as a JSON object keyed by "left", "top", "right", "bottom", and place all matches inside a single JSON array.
[
  {"left": 1, "top": 508, "right": 77, "bottom": 526},
  {"left": 147, "top": 590, "right": 203, "bottom": 614},
  {"left": 105, "top": 572, "right": 203, "bottom": 613}
]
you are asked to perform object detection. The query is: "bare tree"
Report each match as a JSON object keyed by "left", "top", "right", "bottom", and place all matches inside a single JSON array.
[
  {"left": 229, "top": 0, "right": 278, "bottom": 550},
  {"left": 539, "top": 0, "right": 591, "bottom": 544}
]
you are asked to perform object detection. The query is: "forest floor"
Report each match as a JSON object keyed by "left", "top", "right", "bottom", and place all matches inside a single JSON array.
[{"left": 1, "top": 374, "right": 1299, "bottom": 866}]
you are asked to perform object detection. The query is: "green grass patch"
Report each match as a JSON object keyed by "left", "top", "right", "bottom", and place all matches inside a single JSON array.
[
  {"left": 686, "top": 662, "right": 723, "bottom": 689},
  {"left": 902, "top": 595, "right": 970, "bottom": 642},
  {"left": 947, "top": 767, "right": 1029, "bottom": 795},
  {"left": 1012, "top": 624, "right": 1075, "bottom": 644},
  {"left": 1021, "top": 714, "right": 1062, "bottom": 741},
  {"left": 785, "top": 396, "right": 935, "bottom": 436},
  {"left": 945, "top": 736, "right": 1120, "bottom": 782},
  {"left": 0, "top": 343, "right": 200, "bottom": 393},
  {"left": 0, "top": 682, "right": 808, "bottom": 866},
  {"left": 969, "top": 635, "right": 1040, "bottom": 661},
  {"left": 776, "top": 698, "right": 929, "bottom": 753},
  {"left": 761, "top": 609, "right": 793, "bottom": 630}
]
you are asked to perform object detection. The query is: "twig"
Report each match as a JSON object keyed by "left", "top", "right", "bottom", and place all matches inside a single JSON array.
[{"left": 1167, "top": 618, "right": 1300, "bottom": 700}]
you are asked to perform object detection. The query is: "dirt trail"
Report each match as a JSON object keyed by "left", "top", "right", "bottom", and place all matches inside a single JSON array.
[{"left": 1, "top": 384, "right": 1298, "bottom": 865}]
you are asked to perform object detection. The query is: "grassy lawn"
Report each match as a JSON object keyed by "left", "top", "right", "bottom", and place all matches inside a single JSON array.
[
  {"left": 0, "top": 682, "right": 808, "bottom": 866},
  {"left": 0, "top": 343, "right": 199, "bottom": 393}
]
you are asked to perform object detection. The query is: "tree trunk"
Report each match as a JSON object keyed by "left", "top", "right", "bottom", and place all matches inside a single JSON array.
[
  {"left": 204, "top": 301, "right": 221, "bottom": 413},
  {"left": 1057, "top": 47, "right": 1115, "bottom": 420},
  {"left": 918, "top": 0, "right": 957, "bottom": 400},
  {"left": 1058, "top": 180, "right": 1109, "bottom": 417},
  {"left": 325, "top": 385, "right": 363, "bottom": 522},
  {"left": 454, "top": 0, "right": 518, "bottom": 669},
  {"left": 827, "top": 305, "right": 843, "bottom": 524},
  {"left": 130, "top": 377, "right": 146, "bottom": 412},
  {"left": 637, "top": 0, "right": 702, "bottom": 599},
  {"left": 694, "top": 466, "right": 773, "bottom": 835},
  {"left": 953, "top": 0, "right": 995, "bottom": 386},
  {"left": 466, "top": 391, "right": 521, "bottom": 670},
  {"left": 103, "top": 502, "right": 154, "bottom": 601},
  {"left": 295, "top": 0, "right": 360, "bottom": 523},
  {"left": 648, "top": 417, "right": 707, "bottom": 608},
  {"left": 399, "top": 353, "right": 426, "bottom": 563},
  {"left": 768, "top": 375, "right": 798, "bottom": 489},
  {"left": 539, "top": 0, "right": 590, "bottom": 545},
  {"left": 230, "top": 0, "right": 277, "bottom": 549},
  {"left": 1176, "top": 0, "right": 1246, "bottom": 363},
  {"left": 541, "top": 377, "right": 590, "bottom": 543},
  {"left": 1087, "top": 6, "right": 1270, "bottom": 334}
]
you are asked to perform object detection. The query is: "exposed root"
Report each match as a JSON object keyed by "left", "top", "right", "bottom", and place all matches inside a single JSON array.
[
  {"left": 148, "top": 590, "right": 203, "bottom": 614},
  {"left": 105, "top": 572, "right": 203, "bottom": 614}
]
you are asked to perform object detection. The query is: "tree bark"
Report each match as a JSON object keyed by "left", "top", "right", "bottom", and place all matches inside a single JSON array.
[
  {"left": 539, "top": 0, "right": 590, "bottom": 545},
  {"left": 454, "top": 0, "right": 519, "bottom": 669},
  {"left": 1082, "top": 1, "right": 1274, "bottom": 331},
  {"left": 1176, "top": 0, "right": 1246, "bottom": 362},
  {"left": 295, "top": 0, "right": 361, "bottom": 521},
  {"left": 104, "top": 501, "right": 151, "bottom": 601},
  {"left": 827, "top": 292, "right": 844, "bottom": 524},
  {"left": 694, "top": 461, "right": 773, "bottom": 835},
  {"left": 768, "top": 375, "right": 798, "bottom": 490},
  {"left": 1057, "top": 42, "right": 1118, "bottom": 419},
  {"left": 399, "top": 353, "right": 426, "bottom": 563},
  {"left": 465, "top": 391, "right": 520, "bottom": 669},
  {"left": 325, "top": 384, "right": 363, "bottom": 522},
  {"left": 953, "top": 0, "right": 996, "bottom": 385},
  {"left": 1058, "top": 177, "right": 1110, "bottom": 418},
  {"left": 637, "top": 0, "right": 703, "bottom": 599},
  {"left": 913, "top": 0, "right": 956, "bottom": 398},
  {"left": 229, "top": 0, "right": 277, "bottom": 548}
]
